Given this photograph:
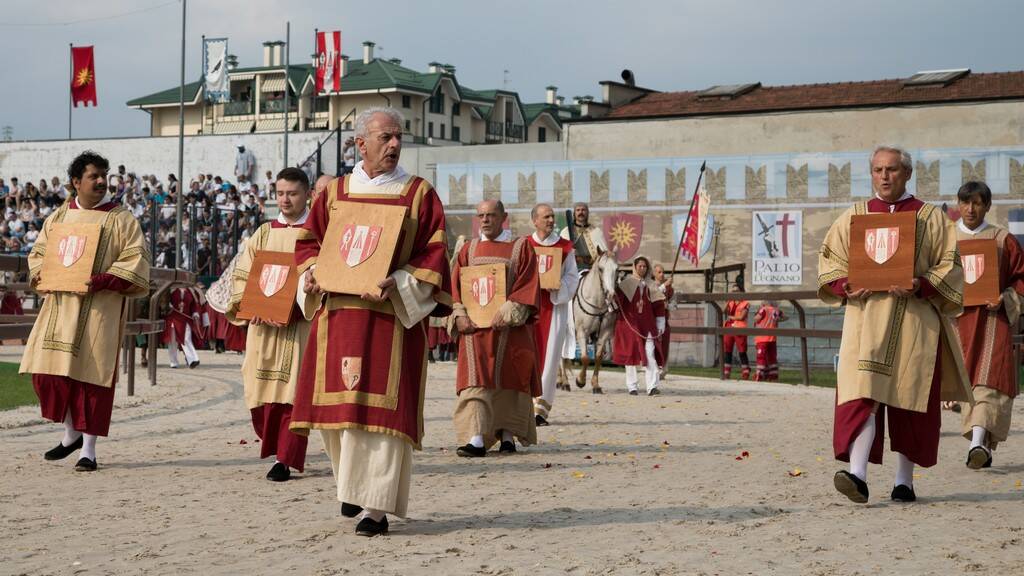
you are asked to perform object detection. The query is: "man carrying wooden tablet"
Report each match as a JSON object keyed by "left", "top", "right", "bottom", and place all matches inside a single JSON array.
[
  {"left": 227, "top": 167, "right": 314, "bottom": 482},
  {"left": 818, "top": 145, "right": 970, "bottom": 503},
  {"left": 20, "top": 151, "right": 150, "bottom": 472},
  {"left": 290, "top": 108, "right": 451, "bottom": 537},
  {"left": 451, "top": 199, "right": 542, "bottom": 457}
]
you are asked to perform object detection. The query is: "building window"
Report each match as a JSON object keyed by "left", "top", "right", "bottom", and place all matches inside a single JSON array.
[
  {"left": 452, "top": 102, "right": 460, "bottom": 116},
  {"left": 428, "top": 121, "right": 434, "bottom": 138},
  {"left": 538, "top": 127, "right": 547, "bottom": 143},
  {"left": 452, "top": 126, "right": 461, "bottom": 142},
  {"left": 402, "top": 95, "right": 411, "bottom": 108},
  {"left": 405, "top": 120, "right": 411, "bottom": 132},
  {"left": 429, "top": 93, "right": 444, "bottom": 114},
  {"left": 440, "top": 124, "right": 446, "bottom": 140}
]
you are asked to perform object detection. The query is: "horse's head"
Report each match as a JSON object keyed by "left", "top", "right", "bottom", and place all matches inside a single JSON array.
[{"left": 594, "top": 251, "right": 619, "bottom": 308}]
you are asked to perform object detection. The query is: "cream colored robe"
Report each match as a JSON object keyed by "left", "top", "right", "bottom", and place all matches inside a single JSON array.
[
  {"left": 20, "top": 202, "right": 150, "bottom": 386},
  {"left": 226, "top": 222, "right": 312, "bottom": 410},
  {"left": 818, "top": 201, "right": 971, "bottom": 412}
]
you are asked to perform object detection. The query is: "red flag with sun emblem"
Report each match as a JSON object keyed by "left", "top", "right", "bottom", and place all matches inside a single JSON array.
[
  {"left": 603, "top": 213, "right": 644, "bottom": 262},
  {"left": 71, "top": 46, "right": 97, "bottom": 107}
]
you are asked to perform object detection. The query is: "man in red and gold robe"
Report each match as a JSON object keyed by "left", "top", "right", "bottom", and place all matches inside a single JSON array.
[
  {"left": 954, "top": 181, "right": 1024, "bottom": 469},
  {"left": 20, "top": 151, "right": 150, "bottom": 472},
  {"left": 526, "top": 203, "right": 578, "bottom": 426},
  {"left": 819, "top": 146, "right": 969, "bottom": 504},
  {"left": 613, "top": 256, "right": 666, "bottom": 396},
  {"left": 290, "top": 108, "right": 451, "bottom": 537},
  {"left": 453, "top": 199, "right": 541, "bottom": 456}
]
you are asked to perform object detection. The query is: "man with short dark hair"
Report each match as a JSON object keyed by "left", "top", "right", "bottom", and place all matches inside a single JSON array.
[
  {"left": 819, "top": 145, "right": 970, "bottom": 503},
  {"left": 227, "top": 167, "right": 316, "bottom": 481},
  {"left": 20, "top": 151, "right": 150, "bottom": 471},
  {"left": 954, "top": 180, "right": 1024, "bottom": 469}
]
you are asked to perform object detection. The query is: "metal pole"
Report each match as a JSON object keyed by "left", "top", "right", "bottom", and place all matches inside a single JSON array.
[
  {"left": 201, "top": 34, "right": 206, "bottom": 135},
  {"left": 68, "top": 44, "right": 72, "bottom": 140},
  {"left": 149, "top": 201, "right": 158, "bottom": 266},
  {"left": 175, "top": 0, "right": 187, "bottom": 271},
  {"left": 335, "top": 122, "right": 341, "bottom": 175},
  {"left": 284, "top": 21, "right": 291, "bottom": 167},
  {"left": 669, "top": 160, "right": 706, "bottom": 287},
  {"left": 211, "top": 207, "right": 220, "bottom": 275}
]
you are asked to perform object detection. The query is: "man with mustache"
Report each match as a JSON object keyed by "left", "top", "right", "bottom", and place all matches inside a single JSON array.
[{"left": 20, "top": 151, "right": 151, "bottom": 472}]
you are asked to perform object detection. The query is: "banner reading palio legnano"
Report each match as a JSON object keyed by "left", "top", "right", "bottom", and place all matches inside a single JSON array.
[{"left": 71, "top": 45, "right": 97, "bottom": 107}]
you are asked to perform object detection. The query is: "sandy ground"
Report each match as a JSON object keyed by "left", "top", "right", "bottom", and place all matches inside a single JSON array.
[{"left": 1, "top": 346, "right": 1023, "bottom": 576}]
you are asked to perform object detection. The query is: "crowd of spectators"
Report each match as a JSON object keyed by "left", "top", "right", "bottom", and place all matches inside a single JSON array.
[{"left": 0, "top": 164, "right": 278, "bottom": 278}]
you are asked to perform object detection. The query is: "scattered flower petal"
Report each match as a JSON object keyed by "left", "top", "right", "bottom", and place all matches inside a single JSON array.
[
  {"left": 572, "top": 471, "right": 586, "bottom": 479},
  {"left": 788, "top": 468, "right": 803, "bottom": 477}
]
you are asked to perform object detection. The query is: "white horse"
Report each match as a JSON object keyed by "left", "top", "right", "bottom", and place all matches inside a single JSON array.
[{"left": 560, "top": 251, "right": 619, "bottom": 394}]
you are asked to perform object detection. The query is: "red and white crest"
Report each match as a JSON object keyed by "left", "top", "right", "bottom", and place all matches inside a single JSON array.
[
  {"left": 962, "top": 254, "right": 985, "bottom": 285},
  {"left": 471, "top": 275, "right": 495, "bottom": 307},
  {"left": 57, "top": 235, "right": 87, "bottom": 267},
  {"left": 339, "top": 224, "right": 382, "bottom": 267},
  {"left": 864, "top": 227, "right": 900, "bottom": 264},
  {"left": 258, "top": 263, "right": 289, "bottom": 297},
  {"left": 537, "top": 253, "right": 553, "bottom": 275}
]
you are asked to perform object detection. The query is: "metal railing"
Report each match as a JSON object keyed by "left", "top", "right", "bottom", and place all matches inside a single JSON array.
[
  {"left": 223, "top": 100, "right": 254, "bottom": 116},
  {"left": 260, "top": 99, "right": 297, "bottom": 114}
]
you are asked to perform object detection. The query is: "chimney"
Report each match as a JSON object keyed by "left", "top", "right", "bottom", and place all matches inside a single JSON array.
[
  {"left": 546, "top": 85, "right": 558, "bottom": 105},
  {"left": 388, "top": 58, "right": 402, "bottom": 66},
  {"left": 362, "top": 41, "right": 375, "bottom": 64},
  {"left": 428, "top": 61, "right": 442, "bottom": 74},
  {"left": 340, "top": 54, "right": 349, "bottom": 77},
  {"left": 556, "top": 95, "right": 565, "bottom": 106},
  {"left": 262, "top": 41, "right": 284, "bottom": 67},
  {"left": 442, "top": 64, "right": 455, "bottom": 75},
  {"left": 227, "top": 54, "right": 239, "bottom": 70}
]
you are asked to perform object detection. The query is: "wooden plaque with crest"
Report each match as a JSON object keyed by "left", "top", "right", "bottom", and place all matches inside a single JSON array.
[
  {"left": 313, "top": 200, "right": 407, "bottom": 296},
  {"left": 534, "top": 246, "right": 563, "bottom": 290},
  {"left": 958, "top": 238, "right": 1000, "bottom": 307},
  {"left": 237, "top": 250, "right": 299, "bottom": 324},
  {"left": 849, "top": 212, "right": 917, "bottom": 292},
  {"left": 38, "top": 222, "right": 101, "bottom": 294},
  {"left": 460, "top": 264, "right": 507, "bottom": 329}
]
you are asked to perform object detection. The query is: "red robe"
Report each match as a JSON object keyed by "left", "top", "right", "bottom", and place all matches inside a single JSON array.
[
  {"left": 612, "top": 277, "right": 666, "bottom": 366},
  {"left": 206, "top": 303, "right": 247, "bottom": 351},
  {"left": 162, "top": 287, "right": 200, "bottom": 347},
  {"left": 526, "top": 235, "right": 573, "bottom": 375},
  {"left": 454, "top": 236, "right": 542, "bottom": 396},
  {"left": 957, "top": 227, "right": 1024, "bottom": 398},
  {"left": 32, "top": 199, "right": 137, "bottom": 437},
  {"left": 289, "top": 174, "right": 451, "bottom": 448},
  {"left": 1, "top": 291, "right": 23, "bottom": 315},
  {"left": 831, "top": 195, "right": 947, "bottom": 467}
]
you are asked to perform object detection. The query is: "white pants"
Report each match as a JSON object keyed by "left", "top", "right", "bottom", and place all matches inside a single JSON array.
[
  {"left": 625, "top": 337, "right": 659, "bottom": 393},
  {"left": 535, "top": 304, "right": 569, "bottom": 418},
  {"left": 167, "top": 324, "right": 199, "bottom": 368}
]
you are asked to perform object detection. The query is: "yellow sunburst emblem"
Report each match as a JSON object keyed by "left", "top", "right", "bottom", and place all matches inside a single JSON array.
[
  {"left": 74, "top": 68, "right": 93, "bottom": 87},
  {"left": 608, "top": 221, "right": 637, "bottom": 251}
]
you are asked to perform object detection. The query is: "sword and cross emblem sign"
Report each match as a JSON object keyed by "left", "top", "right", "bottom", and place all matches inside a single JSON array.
[
  {"left": 339, "top": 224, "right": 382, "bottom": 267},
  {"left": 57, "top": 235, "right": 88, "bottom": 267},
  {"left": 864, "top": 227, "right": 900, "bottom": 264}
]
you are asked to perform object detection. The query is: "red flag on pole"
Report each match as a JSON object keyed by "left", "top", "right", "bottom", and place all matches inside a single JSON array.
[
  {"left": 678, "top": 175, "right": 710, "bottom": 266},
  {"left": 315, "top": 31, "right": 341, "bottom": 94},
  {"left": 71, "top": 46, "right": 97, "bottom": 107}
]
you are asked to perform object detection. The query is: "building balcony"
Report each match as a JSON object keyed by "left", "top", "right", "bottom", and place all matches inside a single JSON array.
[
  {"left": 485, "top": 121, "right": 525, "bottom": 144},
  {"left": 260, "top": 99, "right": 298, "bottom": 114},
  {"left": 223, "top": 100, "right": 254, "bottom": 116}
]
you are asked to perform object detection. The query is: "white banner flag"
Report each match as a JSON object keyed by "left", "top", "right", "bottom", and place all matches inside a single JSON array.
[{"left": 204, "top": 38, "right": 230, "bottom": 103}]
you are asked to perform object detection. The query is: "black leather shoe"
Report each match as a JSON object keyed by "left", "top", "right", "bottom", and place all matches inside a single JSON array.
[
  {"left": 74, "top": 457, "right": 97, "bottom": 472},
  {"left": 355, "top": 515, "right": 389, "bottom": 537},
  {"left": 628, "top": 390, "right": 639, "bottom": 396},
  {"left": 189, "top": 360, "right": 200, "bottom": 369},
  {"left": 966, "top": 446, "right": 992, "bottom": 470},
  {"left": 44, "top": 436, "right": 83, "bottom": 461},
  {"left": 535, "top": 414, "right": 549, "bottom": 427},
  {"left": 266, "top": 462, "right": 290, "bottom": 482},
  {"left": 341, "top": 502, "right": 363, "bottom": 518},
  {"left": 833, "top": 470, "right": 869, "bottom": 503},
  {"left": 498, "top": 440, "right": 516, "bottom": 454},
  {"left": 891, "top": 484, "right": 916, "bottom": 502},
  {"left": 648, "top": 388, "right": 661, "bottom": 396},
  {"left": 456, "top": 444, "right": 486, "bottom": 458}
]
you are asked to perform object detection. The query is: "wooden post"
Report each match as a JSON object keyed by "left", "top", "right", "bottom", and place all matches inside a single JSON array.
[
  {"left": 126, "top": 335, "right": 136, "bottom": 397},
  {"left": 791, "top": 300, "right": 810, "bottom": 386}
]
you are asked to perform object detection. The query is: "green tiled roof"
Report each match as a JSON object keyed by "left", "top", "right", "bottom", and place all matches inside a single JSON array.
[
  {"left": 127, "top": 80, "right": 203, "bottom": 107},
  {"left": 522, "top": 102, "right": 582, "bottom": 126}
]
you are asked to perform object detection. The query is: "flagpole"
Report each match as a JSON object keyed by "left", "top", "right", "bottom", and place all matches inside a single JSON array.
[
  {"left": 68, "top": 43, "right": 72, "bottom": 140},
  {"left": 669, "top": 160, "right": 706, "bottom": 287},
  {"left": 201, "top": 34, "right": 206, "bottom": 135},
  {"left": 283, "top": 21, "right": 291, "bottom": 168},
  {"left": 175, "top": 0, "right": 186, "bottom": 269}
]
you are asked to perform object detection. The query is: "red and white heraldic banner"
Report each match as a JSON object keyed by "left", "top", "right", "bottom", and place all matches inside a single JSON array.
[{"left": 315, "top": 30, "right": 341, "bottom": 94}]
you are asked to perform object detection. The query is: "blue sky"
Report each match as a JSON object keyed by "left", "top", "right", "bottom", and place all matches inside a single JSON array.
[{"left": 1, "top": 0, "right": 1021, "bottom": 140}]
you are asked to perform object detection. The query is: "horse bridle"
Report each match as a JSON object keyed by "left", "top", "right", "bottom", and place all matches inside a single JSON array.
[{"left": 575, "top": 263, "right": 611, "bottom": 319}]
